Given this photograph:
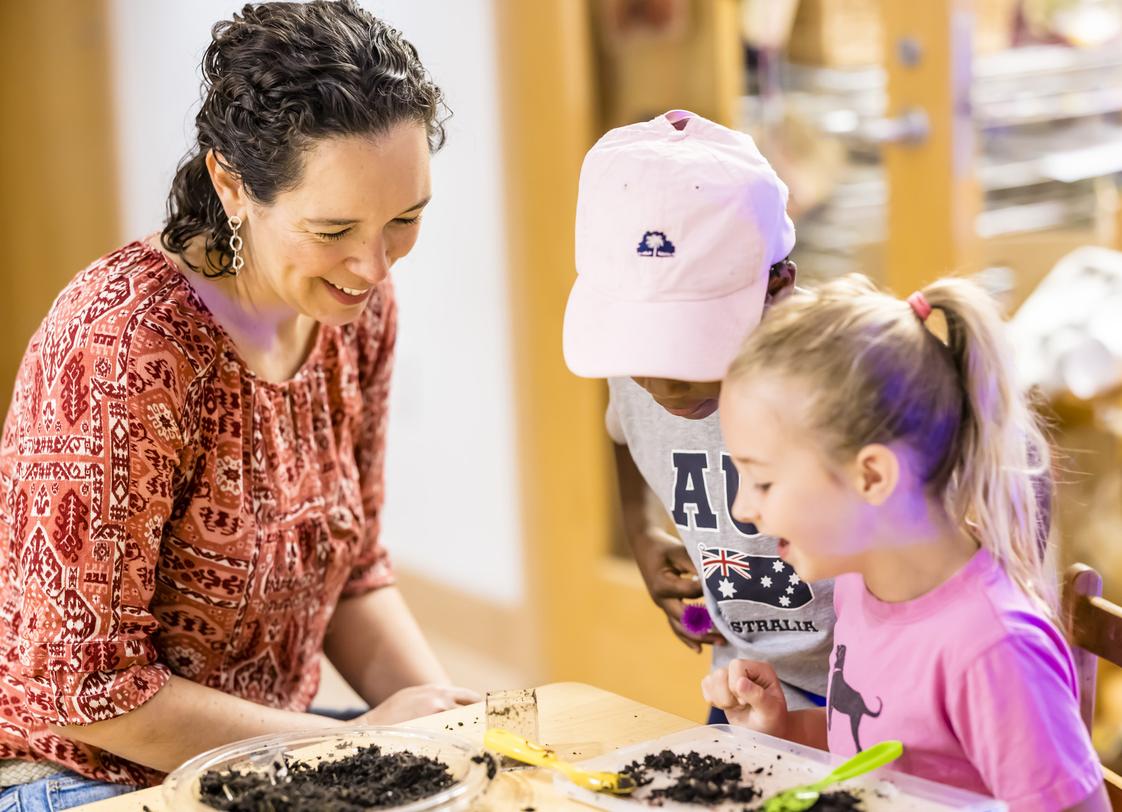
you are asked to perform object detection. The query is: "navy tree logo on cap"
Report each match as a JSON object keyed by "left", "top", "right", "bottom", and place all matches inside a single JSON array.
[
  {"left": 637, "top": 230, "right": 676, "bottom": 257},
  {"left": 699, "top": 543, "right": 814, "bottom": 610}
]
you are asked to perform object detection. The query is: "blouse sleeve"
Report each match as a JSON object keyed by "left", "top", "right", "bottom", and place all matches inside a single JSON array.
[
  {"left": 341, "top": 281, "right": 397, "bottom": 597},
  {"left": 6, "top": 320, "right": 194, "bottom": 725}
]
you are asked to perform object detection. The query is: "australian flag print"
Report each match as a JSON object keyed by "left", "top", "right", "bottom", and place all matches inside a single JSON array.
[{"left": 699, "top": 543, "right": 813, "bottom": 611}]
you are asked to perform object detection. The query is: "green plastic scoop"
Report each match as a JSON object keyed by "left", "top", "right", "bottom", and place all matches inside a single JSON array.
[{"left": 760, "top": 740, "right": 903, "bottom": 812}]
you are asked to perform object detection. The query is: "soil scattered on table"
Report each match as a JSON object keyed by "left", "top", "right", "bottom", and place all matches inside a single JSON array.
[
  {"left": 749, "top": 790, "right": 864, "bottom": 811},
  {"left": 198, "top": 743, "right": 455, "bottom": 811},
  {"left": 619, "top": 749, "right": 866, "bottom": 810},
  {"left": 471, "top": 751, "right": 498, "bottom": 780}
]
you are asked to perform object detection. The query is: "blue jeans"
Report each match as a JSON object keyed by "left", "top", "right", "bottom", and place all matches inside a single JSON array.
[
  {"left": 707, "top": 706, "right": 730, "bottom": 725},
  {"left": 0, "top": 771, "right": 134, "bottom": 811},
  {"left": 309, "top": 706, "right": 366, "bottom": 721}
]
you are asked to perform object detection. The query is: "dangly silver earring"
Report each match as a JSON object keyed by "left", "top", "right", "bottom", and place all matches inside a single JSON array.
[{"left": 228, "top": 215, "right": 245, "bottom": 275}]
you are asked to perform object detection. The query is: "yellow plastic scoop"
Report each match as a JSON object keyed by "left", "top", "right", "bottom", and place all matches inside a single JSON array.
[{"left": 483, "top": 728, "right": 636, "bottom": 795}]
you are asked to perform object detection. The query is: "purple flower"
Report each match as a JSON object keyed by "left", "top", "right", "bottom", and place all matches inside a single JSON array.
[{"left": 681, "top": 603, "right": 713, "bottom": 636}]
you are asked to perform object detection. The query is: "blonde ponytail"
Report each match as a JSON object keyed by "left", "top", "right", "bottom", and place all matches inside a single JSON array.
[{"left": 923, "top": 279, "right": 1054, "bottom": 613}]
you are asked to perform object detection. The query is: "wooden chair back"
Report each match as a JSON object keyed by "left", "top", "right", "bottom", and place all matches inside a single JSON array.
[{"left": 1062, "top": 563, "right": 1122, "bottom": 808}]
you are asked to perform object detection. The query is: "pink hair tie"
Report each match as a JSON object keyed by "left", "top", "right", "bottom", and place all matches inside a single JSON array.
[{"left": 907, "top": 291, "right": 932, "bottom": 322}]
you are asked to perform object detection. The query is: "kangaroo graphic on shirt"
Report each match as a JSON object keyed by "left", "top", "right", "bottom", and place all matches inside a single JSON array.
[{"left": 827, "top": 644, "right": 883, "bottom": 752}]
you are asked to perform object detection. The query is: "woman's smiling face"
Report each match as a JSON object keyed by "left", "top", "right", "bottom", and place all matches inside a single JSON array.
[{"left": 228, "top": 122, "right": 432, "bottom": 326}]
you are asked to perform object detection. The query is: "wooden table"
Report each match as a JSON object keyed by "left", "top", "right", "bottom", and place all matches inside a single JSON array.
[{"left": 78, "top": 682, "right": 698, "bottom": 810}]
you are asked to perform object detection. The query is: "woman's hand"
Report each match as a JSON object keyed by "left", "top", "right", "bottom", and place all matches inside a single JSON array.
[
  {"left": 351, "top": 684, "right": 481, "bottom": 725},
  {"left": 633, "top": 527, "right": 726, "bottom": 652},
  {"left": 702, "top": 659, "right": 789, "bottom": 737}
]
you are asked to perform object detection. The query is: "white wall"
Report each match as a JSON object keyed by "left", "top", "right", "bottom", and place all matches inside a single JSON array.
[{"left": 109, "top": 0, "right": 524, "bottom": 605}]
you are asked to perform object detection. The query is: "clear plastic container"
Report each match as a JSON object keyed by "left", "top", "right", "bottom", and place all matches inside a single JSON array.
[
  {"left": 163, "top": 725, "right": 491, "bottom": 811},
  {"left": 555, "top": 725, "right": 1005, "bottom": 811}
]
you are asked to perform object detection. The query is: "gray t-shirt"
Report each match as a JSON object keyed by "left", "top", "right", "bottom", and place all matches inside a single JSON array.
[{"left": 607, "top": 377, "right": 834, "bottom": 707}]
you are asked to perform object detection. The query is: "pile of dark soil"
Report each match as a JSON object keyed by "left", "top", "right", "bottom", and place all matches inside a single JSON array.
[
  {"left": 198, "top": 742, "right": 455, "bottom": 811},
  {"left": 619, "top": 748, "right": 865, "bottom": 810},
  {"left": 620, "top": 749, "right": 762, "bottom": 805}
]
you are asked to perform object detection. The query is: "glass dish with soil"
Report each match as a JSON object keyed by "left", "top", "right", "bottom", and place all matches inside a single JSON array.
[{"left": 163, "top": 726, "right": 491, "bottom": 811}]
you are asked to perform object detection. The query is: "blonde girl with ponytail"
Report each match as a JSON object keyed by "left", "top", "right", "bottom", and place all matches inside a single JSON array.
[{"left": 703, "top": 275, "right": 1107, "bottom": 810}]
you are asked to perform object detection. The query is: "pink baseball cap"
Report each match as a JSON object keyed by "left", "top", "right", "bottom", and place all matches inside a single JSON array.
[{"left": 563, "top": 109, "right": 795, "bottom": 382}]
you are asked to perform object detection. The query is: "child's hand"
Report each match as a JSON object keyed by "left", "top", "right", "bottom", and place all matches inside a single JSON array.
[
  {"left": 632, "top": 527, "right": 726, "bottom": 652},
  {"left": 701, "top": 659, "right": 789, "bottom": 737}
]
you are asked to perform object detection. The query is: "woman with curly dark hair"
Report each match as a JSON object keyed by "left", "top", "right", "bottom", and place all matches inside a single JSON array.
[{"left": 0, "top": 2, "right": 476, "bottom": 805}]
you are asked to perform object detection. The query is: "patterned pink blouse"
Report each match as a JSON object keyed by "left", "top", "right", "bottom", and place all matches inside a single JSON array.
[{"left": 0, "top": 241, "right": 396, "bottom": 785}]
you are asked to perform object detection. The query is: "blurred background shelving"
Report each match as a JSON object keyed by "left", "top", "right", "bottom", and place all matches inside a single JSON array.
[
  {"left": 741, "top": 3, "right": 1122, "bottom": 310},
  {"left": 783, "top": 46, "right": 1122, "bottom": 282}
]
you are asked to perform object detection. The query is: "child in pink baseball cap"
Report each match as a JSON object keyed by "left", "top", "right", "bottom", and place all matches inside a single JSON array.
[{"left": 562, "top": 110, "right": 832, "bottom": 719}]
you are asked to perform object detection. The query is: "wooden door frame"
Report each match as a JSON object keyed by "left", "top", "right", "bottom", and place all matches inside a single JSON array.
[
  {"left": 493, "top": 0, "right": 606, "bottom": 689},
  {"left": 494, "top": 0, "right": 741, "bottom": 717},
  {"left": 0, "top": 0, "right": 119, "bottom": 415},
  {"left": 880, "top": 0, "right": 982, "bottom": 291}
]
